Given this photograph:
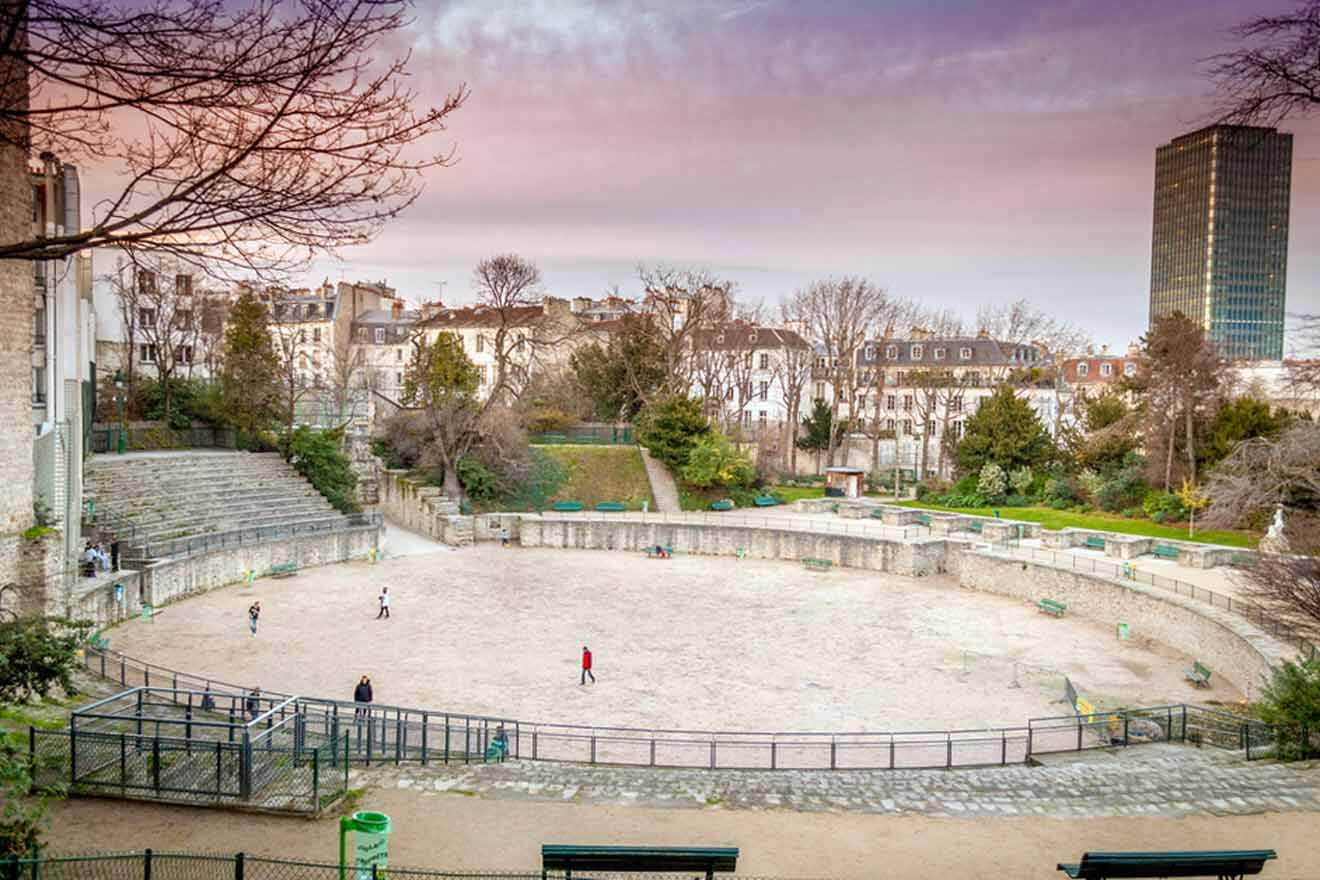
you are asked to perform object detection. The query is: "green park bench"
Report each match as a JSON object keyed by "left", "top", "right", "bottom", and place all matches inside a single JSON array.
[
  {"left": 1230, "top": 552, "right": 1255, "bottom": 566},
  {"left": 802, "top": 557, "right": 833, "bottom": 572},
  {"left": 540, "top": 434, "right": 568, "bottom": 444},
  {"left": 594, "top": 501, "right": 626, "bottom": 512},
  {"left": 1152, "top": 544, "right": 1179, "bottom": 560},
  {"left": 966, "top": 520, "right": 983, "bottom": 533},
  {"left": 752, "top": 495, "right": 777, "bottom": 507},
  {"left": 644, "top": 545, "right": 673, "bottom": 559},
  {"left": 916, "top": 513, "right": 931, "bottom": 526},
  {"left": 870, "top": 508, "right": 886, "bottom": 519},
  {"left": 269, "top": 562, "right": 298, "bottom": 578},
  {"left": 1084, "top": 535, "right": 1106, "bottom": 550},
  {"left": 709, "top": 500, "right": 734, "bottom": 511},
  {"left": 1185, "top": 660, "right": 1212, "bottom": 688},
  {"left": 1037, "top": 599, "right": 1067, "bottom": 617},
  {"left": 88, "top": 630, "right": 110, "bottom": 652},
  {"left": 1057, "top": 849, "right": 1276, "bottom": 879},
  {"left": 550, "top": 501, "right": 584, "bottom": 512},
  {"left": 542, "top": 845, "right": 738, "bottom": 880}
]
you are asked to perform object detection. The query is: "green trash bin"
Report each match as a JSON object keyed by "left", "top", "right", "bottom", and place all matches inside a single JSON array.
[
  {"left": 340, "top": 811, "right": 391, "bottom": 880},
  {"left": 139, "top": 603, "right": 153, "bottom": 623}
]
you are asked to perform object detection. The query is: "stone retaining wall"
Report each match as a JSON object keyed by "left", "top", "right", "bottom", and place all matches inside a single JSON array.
[
  {"left": 375, "top": 467, "right": 470, "bottom": 545},
  {"left": 954, "top": 549, "right": 1292, "bottom": 700},
  {"left": 516, "top": 516, "right": 945, "bottom": 576},
  {"left": 136, "top": 526, "right": 378, "bottom": 612}
]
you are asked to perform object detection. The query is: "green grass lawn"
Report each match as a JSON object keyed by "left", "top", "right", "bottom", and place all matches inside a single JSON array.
[
  {"left": 539, "top": 445, "right": 655, "bottom": 510},
  {"left": 895, "top": 501, "right": 1257, "bottom": 548}
]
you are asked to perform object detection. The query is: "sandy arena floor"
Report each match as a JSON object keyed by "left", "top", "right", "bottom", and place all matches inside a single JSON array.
[{"left": 108, "top": 546, "right": 1231, "bottom": 732}]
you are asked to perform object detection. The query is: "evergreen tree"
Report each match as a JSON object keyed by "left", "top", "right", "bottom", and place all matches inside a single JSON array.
[
  {"left": 796, "top": 397, "right": 835, "bottom": 471},
  {"left": 402, "top": 332, "right": 483, "bottom": 498},
  {"left": 956, "top": 385, "right": 1054, "bottom": 476},
  {"left": 219, "top": 292, "right": 280, "bottom": 438},
  {"left": 1201, "top": 397, "right": 1288, "bottom": 471},
  {"left": 569, "top": 314, "right": 667, "bottom": 420},
  {"left": 636, "top": 395, "right": 710, "bottom": 470}
]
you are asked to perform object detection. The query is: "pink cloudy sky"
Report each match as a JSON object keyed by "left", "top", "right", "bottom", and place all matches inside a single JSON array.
[{"left": 303, "top": 0, "right": 1320, "bottom": 350}]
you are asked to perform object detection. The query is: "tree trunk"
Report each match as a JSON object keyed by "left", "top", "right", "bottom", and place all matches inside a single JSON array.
[
  {"left": 1163, "top": 415, "right": 1176, "bottom": 491},
  {"left": 1184, "top": 395, "right": 1197, "bottom": 485},
  {"left": 443, "top": 464, "right": 463, "bottom": 500}
]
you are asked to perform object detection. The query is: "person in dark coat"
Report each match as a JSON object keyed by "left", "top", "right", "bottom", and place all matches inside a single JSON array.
[
  {"left": 580, "top": 645, "right": 595, "bottom": 685},
  {"left": 353, "top": 675, "right": 373, "bottom": 720},
  {"left": 246, "top": 686, "right": 262, "bottom": 720}
]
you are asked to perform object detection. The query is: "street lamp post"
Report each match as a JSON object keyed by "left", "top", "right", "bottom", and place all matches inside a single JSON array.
[{"left": 113, "top": 369, "right": 126, "bottom": 454}]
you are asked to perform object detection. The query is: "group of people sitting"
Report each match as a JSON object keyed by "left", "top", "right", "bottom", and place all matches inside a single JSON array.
[{"left": 80, "top": 541, "right": 115, "bottom": 576}]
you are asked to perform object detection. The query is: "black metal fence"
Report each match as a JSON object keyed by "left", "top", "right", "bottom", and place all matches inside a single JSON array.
[
  {"left": 529, "top": 424, "right": 633, "bottom": 445},
  {"left": 0, "top": 851, "right": 812, "bottom": 880},
  {"left": 123, "top": 512, "right": 382, "bottom": 562},
  {"left": 81, "top": 647, "right": 1278, "bottom": 772},
  {"left": 90, "top": 425, "right": 237, "bottom": 455}
]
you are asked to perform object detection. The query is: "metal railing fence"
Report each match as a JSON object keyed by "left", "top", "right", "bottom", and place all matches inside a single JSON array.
[
  {"left": 81, "top": 647, "right": 1275, "bottom": 772},
  {"left": 123, "top": 512, "right": 381, "bottom": 562},
  {"left": 0, "top": 850, "right": 820, "bottom": 880},
  {"left": 536, "top": 510, "right": 926, "bottom": 542}
]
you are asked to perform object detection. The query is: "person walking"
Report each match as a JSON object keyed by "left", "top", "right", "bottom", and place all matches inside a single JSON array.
[
  {"left": 580, "top": 645, "right": 595, "bottom": 685},
  {"left": 246, "top": 686, "right": 262, "bottom": 721},
  {"left": 247, "top": 601, "right": 261, "bottom": 636},
  {"left": 353, "top": 675, "right": 373, "bottom": 720},
  {"left": 376, "top": 587, "right": 390, "bottom": 619}
]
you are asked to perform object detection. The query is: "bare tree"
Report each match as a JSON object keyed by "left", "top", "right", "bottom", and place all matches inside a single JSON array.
[
  {"left": 324, "top": 324, "right": 364, "bottom": 424},
  {"left": 1204, "top": 423, "right": 1320, "bottom": 529},
  {"left": 637, "top": 265, "right": 736, "bottom": 397},
  {"left": 976, "top": 298, "right": 1091, "bottom": 435},
  {"left": 1135, "top": 313, "right": 1224, "bottom": 490},
  {"left": 269, "top": 314, "right": 318, "bottom": 436},
  {"left": 1208, "top": 0, "right": 1320, "bottom": 127},
  {"left": 772, "top": 300, "right": 813, "bottom": 474},
  {"left": 0, "top": 0, "right": 467, "bottom": 272},
  {"left": 468, "top": 253, "right": 556, "bottom": 403},
  {"left": 1238, "top": 554, "right": 1320, "bottom": 645},
  {"left": 793, "top": 278, "right": 898, "bottom": 467},
  {"left": 106, "top": 257, "right": 203, "bottom": 420}
]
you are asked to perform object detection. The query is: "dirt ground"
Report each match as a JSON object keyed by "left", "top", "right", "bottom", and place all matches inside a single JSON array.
[
  {"left": 47, "top": 793, "right": 1318, "bottom": 880},
  {"left": 107, "top": 547, "right": 1224, "bottom": 733}
]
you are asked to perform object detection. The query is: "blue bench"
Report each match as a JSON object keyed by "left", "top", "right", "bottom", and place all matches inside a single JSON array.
[{"left": 1058, "top": 849, "right": 1275, "bottom": 879}]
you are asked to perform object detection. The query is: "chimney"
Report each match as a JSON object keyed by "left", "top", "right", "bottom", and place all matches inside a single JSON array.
[
  {"left": 391, "top": 299, "right": 403, "bottom": 320},
  {"left": 1100, "top": 343, "right": 1110, "bottom": 356},
  {"left": 573, "top": 297, "right": 591, "bottom": 313}
]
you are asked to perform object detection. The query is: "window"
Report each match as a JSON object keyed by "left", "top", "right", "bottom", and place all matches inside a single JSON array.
[
  {"left": 298, "top": 329, "right": 306, "bottom": 343},
  {"left": 396, "top": 372, "right": 403, "bottom": 387},
  {"left": 934, "top": 347, "right": 946, "bottom": 361},
  {"left": 394, "top": 348, "right": 402, "bottom": 362},
  {"left": 814, "top": 382, "right": 825, "bottom": 400},
  {"left": 175, "top": 274, "right": 193, "bottom": 296},
  {"left": 138, "top": 307, "right": 156, "bottom": 327},
  {"left": 886, "top": 418, "right": 895, "bottom": 432},
  {"left": 174, "top": 309, "right": 192, "bottom": 329},
  {"left": 759, "top": 381, "right": 768, "bottom": 401},
  {"left": 299, "top": 353, "right": 307, "bottom": 369},
  {"left": 968, "top": 371, "right": 982, "bottom": 386},
  {"left": 178, "top": 345, "right": 193, "bottom": 364},
  {"left": 959, "top": 347, "right": 972, "bottom": 360},
  {"left": 759, "top": 410, "right": 767, "bottom": 425},
  {"left": 748, "top": 331, "right": 758, "bottom": 344},
  {"left": 356, "top": 327, "right": 368, "bottom": 342},
  {"left": 1124, "top": 362, "right": 1137, "bottom": 377},
  {"left": 32, "top": 366, "right": 46, "bottom": 405},
  {"left": 726, "top": 387, "right": 735, "bottom": 402},
  {"left": 951, "top": 421, "right": 963, "bottom": 438},
  {"left": 759, "top": 353, "right": 769, "bottom": 370},
  {"left": 951, "top": 397, "right": 962, "bottom": 413},
  {"left": 313, "top": 328, "right": 321, "bottom": 342},
  {"left": 886, "top": 394, "right": 895, "bottom": 410},
  {"left": 137, "top": 270, "right": 157, "bottom": 295},
  {"left": 1100, "top": 363, "right": 1113, "bottom": 377},
  {"left": 139, "top": 343, "right": 158, "bottom": 363},
  {"left": 864, "top": 345, "right": 875, "bottom": 360},
  {"left": 476, "top": 334, "right": 485, "bottom": 353},
  {"left": 902, "top": 419, "right": 912, "bottom": 434},
  {"left": 885, "top": 345, "right": 897, "bottom": 359},
  {"left": 741, "top": 411, "right": 750, "bottom": 426},
  {"left": 928, "top": 420, "right": 936, "bottom": 434},
  {"left": 1076, "top": 362, "right": 1089, "bottom": 377},
  {"left": 33, "top": 295, "right": 46, "bottom": 346},
  {"left": 902, "top": 395, "right": 913, "bottom": 411},
  {"left": 478, "top": 365, "right": 488, "bottom": 384},
  {"left": 374, "top": 328, "right": 385, "bottom": 344},
  {"left": 910, "top": 344, "right": 923, "bottom": 360}
]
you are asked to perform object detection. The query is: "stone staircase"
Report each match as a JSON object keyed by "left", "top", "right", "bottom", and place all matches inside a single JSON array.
[{"left": 85, "top": 451, "right": 347, "bottom": 552}]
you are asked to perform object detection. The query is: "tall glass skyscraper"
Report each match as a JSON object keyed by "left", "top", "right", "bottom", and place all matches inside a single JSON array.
[{"left": 1149, "top": 124, "right": 1292, "bottom": 361}]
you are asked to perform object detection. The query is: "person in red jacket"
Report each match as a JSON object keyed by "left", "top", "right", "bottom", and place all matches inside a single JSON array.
[{"left": 580, "top": 645, "right": 595, "bottom": 685}]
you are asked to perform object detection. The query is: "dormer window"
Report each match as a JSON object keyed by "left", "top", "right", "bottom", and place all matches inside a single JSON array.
[
  {"left": 715, "top": 333, "right": 725, "bottom": 345},
  {"left": 748, "top": 331, "right": 758, "bottom": 344},
  {"left": 933, "top": 347, "right": 946, "bottom": 361},
  {"left": 959, "top": 347, "right": 972, "bottom": 360},
  {"left": 885, "top": 345, "right": 897, "bottom": 359},
  {"left": 864, "top": 345, "right": 875, "bottom": 360},
  {"left": 1100, "top": 363, "right": 1113, "bottom": 377},
  {"left": 1124, "top": 362, "right": 1137, "bottom": 377},
  {"left": 1076, "top": 362, "right": 1089, "bottom": 377},
  {"left": 910, "top": 344, "right": 923, "bottom": 360}
]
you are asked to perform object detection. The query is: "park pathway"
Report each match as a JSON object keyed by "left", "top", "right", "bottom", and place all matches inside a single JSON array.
[
  {"left": 639, "top": 446, "right": 681, "bottom": 512},
  {"left": 360, "top": 743, "right": 1320, "bottom": 818}
]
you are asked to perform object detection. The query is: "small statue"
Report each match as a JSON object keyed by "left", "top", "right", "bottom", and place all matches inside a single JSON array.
[{"left": 1261, "top": 504, "right": 1290, "bottom": 554}]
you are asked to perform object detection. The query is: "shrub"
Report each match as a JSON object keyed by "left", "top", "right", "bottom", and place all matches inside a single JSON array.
[
  {"left": 1008, "top": 466, "right": 1033, "bottom": 498},
  {"left": 1003, "top": 494, "right": 1031, "bottom": 507},
  {"left": 682, "top": 432, "right": 756, "bottom": 489},
  {"left": 1077, "top": 468, "right": 1104, "bottom": 501},
  {"left": 915, "top": 478, "right": 949, "bottom": 501},
  {"left": 370, "top": 438, "right": 411, "bottom": 471},
  {"left": 284, "top": 426, "right": 359, "bottom": 513},
  {"left": 1121, "top": 506, "right": 1145, "bottom": 518},
  {"left": 1143, "top": 490, "right": 1187, "bottom": 523},
  {"left": 1095, "top": 455, "right": 1148, "bottom": 513},
  {"left": 1256, "top": 656, "right": 1320, "bottom": 761},
  {"left": 636, "top": 395, "right": 710, "bottom": 471},
  {"left": 976, "top": 463, "right": 1007, "bottom": 502},
  {"left": 1043, "top": 476, "right": 1082, "bottom": 508},
  {"left": 455, "top": 455, "right": 499, "bottom": 502}
]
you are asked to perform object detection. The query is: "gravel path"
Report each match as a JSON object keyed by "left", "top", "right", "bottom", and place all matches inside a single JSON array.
[{"left": 639, "top": 446, "right": 681, "bottom": 512}]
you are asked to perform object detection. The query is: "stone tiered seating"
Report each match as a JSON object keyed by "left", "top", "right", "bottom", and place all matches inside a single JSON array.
[{"left": 85, "top": 452, "right": 346, "bottom": 551}]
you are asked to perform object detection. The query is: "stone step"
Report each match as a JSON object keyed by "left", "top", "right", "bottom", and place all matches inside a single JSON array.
[{"left": 107, "top": 500, "right": 337, "bottom": 530}]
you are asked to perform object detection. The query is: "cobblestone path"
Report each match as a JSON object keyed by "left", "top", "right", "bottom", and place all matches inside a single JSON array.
[{"left": 354, "top": 744, "right": 1320, "bottom": 818}]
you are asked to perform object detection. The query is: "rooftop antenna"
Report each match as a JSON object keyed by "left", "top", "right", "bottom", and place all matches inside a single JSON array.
[{"left": 433, "top": 280, "right": 447, "bottom": 302}]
